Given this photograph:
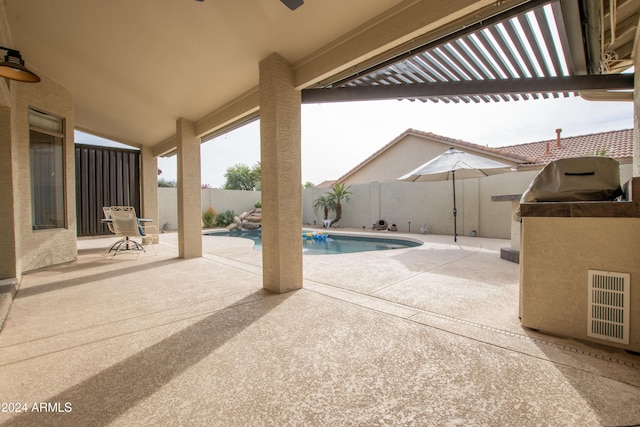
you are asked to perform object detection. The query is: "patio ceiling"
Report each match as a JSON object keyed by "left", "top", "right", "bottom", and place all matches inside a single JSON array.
[
  {"left": 302, "top": 0, "right": 637, "bottom": 104},
  {"left": 2, "top": 0, "right": 412, "bottom": 147},
  {"left": 2, "top": 0, "right": 637, "bottom": 150}
]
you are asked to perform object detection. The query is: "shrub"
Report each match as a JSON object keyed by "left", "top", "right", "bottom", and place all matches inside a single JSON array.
[
  {"left": 254, "top": 201, "right": 262, "bottom": 209},
  {"left": 216, "top": 210, "right": 235, "bottom": 227},
  {"left": 202, "top": 207, "right": 218, "bottom": 228}
]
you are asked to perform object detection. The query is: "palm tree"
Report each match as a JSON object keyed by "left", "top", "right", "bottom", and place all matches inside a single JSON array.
[
  {"left": 329, "top": 183, "right": 352, "bottom": 225},
  {"left": 312, "top": 194, "right": 336, "bottom": 221}
]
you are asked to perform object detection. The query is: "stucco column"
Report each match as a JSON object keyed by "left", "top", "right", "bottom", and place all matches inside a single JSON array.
[
  {"left": 0, "top": 107, "right": 18, "bottom": 280},
  {"left": 634, "top": 55, "right": 640, "bottom": 177},
  {"left": 259, "top": 53, "right": 302, "bottom": 293},
  {"left": 140, "top": 146, "right": 159, "bottom": 243},
  {"left": 176, "top": 118, "right": 202, "bottom": 258}
]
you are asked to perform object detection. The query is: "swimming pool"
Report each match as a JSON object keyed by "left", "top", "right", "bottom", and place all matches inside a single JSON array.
[{"left": 206, "top": 230, "right": 422, "bottom": 255}]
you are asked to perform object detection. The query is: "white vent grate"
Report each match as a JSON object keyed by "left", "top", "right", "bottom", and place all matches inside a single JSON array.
[{"left": 587, "top": 270, "right": 630, "bottom": 344}]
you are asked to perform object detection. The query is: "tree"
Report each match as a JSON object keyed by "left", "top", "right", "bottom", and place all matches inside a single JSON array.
[
  {"left": 312, "top": 194, "right": 336, "bottom": 221},
  {"left": 328, "top": 183, "right": 352, "bottom": 225},
  {"left": 223, "top": 163, "right": 261, "bottom": 191},
  {"left": 158, "top": 177, "right": 176, "bottom": 187},
  {"left": 303, "top": 181, "right": 315, "bottom": 189},
  {"left": 252, "top": 162, "right": 261, "bottom": 190}
]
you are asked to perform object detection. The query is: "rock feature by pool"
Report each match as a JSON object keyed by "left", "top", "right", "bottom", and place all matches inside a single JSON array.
[{"left": 228, "top": 208, "right": 262, "bottom": 231}]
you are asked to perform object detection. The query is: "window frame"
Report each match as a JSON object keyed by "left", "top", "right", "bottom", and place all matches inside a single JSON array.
[{"left": 28, "top": 108, "right": 67, "bottom": 231}]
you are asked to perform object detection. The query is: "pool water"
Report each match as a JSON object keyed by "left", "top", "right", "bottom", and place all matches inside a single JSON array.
[{"left": 206, "top": 230, "right": 421, "bottom": 255}]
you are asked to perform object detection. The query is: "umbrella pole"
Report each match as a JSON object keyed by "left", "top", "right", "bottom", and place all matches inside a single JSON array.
[{"left": 452, "top": 171, "right": 457, "bottom": 242}]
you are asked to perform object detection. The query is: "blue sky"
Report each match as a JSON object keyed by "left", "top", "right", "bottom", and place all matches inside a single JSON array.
[{"left": 76, "top": 95, "right": 633, "bottom": 188}]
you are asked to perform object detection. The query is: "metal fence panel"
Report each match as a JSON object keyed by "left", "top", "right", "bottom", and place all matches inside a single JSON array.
[{"left": 75, "top": 144, "right": 140, "bottom": 236}]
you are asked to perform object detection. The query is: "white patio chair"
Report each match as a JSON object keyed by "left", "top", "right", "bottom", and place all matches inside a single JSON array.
[
  {"left": 102, "top": 206, "right": 116, "bottom": 234},
  {"left": 102, "top": 206, "right": 127, "bottom": 255},
  {"left": 141, "top": 223, "right": 159, "bottom": 248},
  {"left": 108, "top": 206, "right": 156, "bottom": 258}
]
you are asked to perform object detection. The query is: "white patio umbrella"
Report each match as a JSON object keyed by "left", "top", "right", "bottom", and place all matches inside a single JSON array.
[{"left": 398, "top": 147, "right": 512, "bottom": 242}]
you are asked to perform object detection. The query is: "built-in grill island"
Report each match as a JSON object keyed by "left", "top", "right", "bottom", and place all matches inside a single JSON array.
[{"left": 518, "top": 158, "right": 639, "bottom": 352}]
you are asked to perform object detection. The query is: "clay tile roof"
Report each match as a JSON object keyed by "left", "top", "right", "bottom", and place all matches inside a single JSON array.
[{"left": 498, "top": 128, "right": 633, "bottom": 168}]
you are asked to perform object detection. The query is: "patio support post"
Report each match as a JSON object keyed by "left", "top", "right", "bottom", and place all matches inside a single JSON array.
[
  {"left": 140, "top": 146, "right": 159, "bottom": 243},
  {"left": 259, "top": 53, "right": 303, "bottom": 293},
  {"left": 634, "top": 52, "right": 640, "bottom": 177},
  {"left": 0, "top": 107, "right": 18, "bottom": 279},
  {"left": 176, "top": 118, "right": 203, "bottom": 259}
]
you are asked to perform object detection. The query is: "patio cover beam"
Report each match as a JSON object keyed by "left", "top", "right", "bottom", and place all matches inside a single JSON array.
[{"left": 301, "top": 74, "right": 634, "bottom": 103}]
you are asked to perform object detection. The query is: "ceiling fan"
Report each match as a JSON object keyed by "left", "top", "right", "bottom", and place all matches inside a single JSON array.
[{"left": 194, "top": 0, "right": 303, "bottom": 11}]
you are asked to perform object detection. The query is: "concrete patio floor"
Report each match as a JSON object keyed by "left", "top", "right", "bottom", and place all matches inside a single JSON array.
[{"left": 0, "top": 230, "right": 639, "bottom": 426}]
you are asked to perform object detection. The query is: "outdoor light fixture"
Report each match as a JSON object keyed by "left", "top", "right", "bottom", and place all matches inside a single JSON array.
[{"left": 0, "top": 46, "right": 40, "bottom": 83}]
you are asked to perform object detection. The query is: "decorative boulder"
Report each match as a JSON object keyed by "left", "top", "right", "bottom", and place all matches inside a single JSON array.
[
  {"left": 233, "top": 208, "right": 262, "bottom": 231},
  {"left": 242, "top": 221, "right": 261, "bottom": 230}
]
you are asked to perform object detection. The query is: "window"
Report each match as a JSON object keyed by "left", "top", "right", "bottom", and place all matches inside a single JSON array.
[{"left": 29, "top": 109, "right": 66, "bottom": 230}]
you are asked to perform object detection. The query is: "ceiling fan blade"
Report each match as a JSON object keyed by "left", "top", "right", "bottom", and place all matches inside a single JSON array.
[{"left": 280, "top": 0, "right": 303, "bottom": 10}]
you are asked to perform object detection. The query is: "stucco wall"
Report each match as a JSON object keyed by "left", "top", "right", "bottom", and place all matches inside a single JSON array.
[
  {"left": 479, "top": 170, "right": 538, "bottom": 237},
  {"left": 0, "top": 107, "right": 18, "bottom": 279},
  {"left": 520, "top": 216, "right": 640, "bottom": 351},
  {"left": 305, "top": 177, "right": 515, "bottom": 238},
  {"left": 14, "top": 76, "right": 77, "bottom": 273},
  {"left": 303, "top": 164, "right": 634, "bottom": 239},
  {"left": 159, "top": 187, "right": 261, "bottom": 230},
  {"left": 306, "top": 174, "right": 522, "bottom": 238}
]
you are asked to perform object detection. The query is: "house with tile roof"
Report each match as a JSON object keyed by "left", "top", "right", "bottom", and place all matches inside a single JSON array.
[
  {"left": 332, "top": 128, "right": 633, "bottom": 186},
  {"left": 304, "top": 128, "right": 633, "bottom": 240}
]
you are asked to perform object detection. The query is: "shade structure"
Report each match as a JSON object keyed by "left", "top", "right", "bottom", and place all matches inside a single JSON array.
[{"left": 398, "top": 147, "right": 512, "bottom": 241}]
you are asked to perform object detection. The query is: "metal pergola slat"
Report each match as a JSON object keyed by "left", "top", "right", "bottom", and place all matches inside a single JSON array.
[{"left": 302, "top": 0, "right": 633, "bottom": 105}]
